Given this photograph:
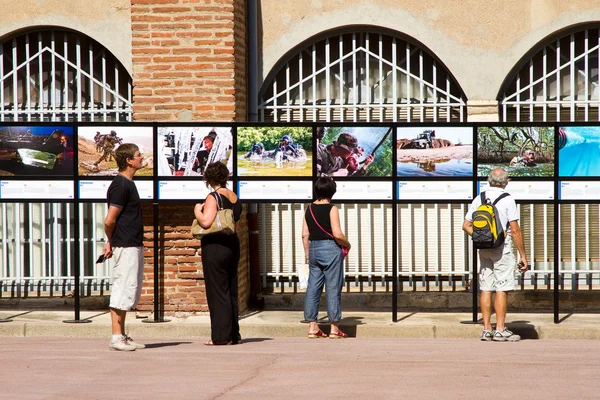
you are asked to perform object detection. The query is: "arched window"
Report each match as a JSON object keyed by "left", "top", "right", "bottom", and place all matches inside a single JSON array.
[
  {"left": 259, "top": 28, "right": 467, "bottom": 123},
  {"left": 0, "top": 28, "right": 132, "bottom": 122},
  {"left": 258, "top": 27, "right": 469, "bottom": 294},
  {"left": 500, "top": 26, "right": 600, "bottom": 122},
  {"left": 499, "top": 26, "right": 600, "bottom": 291},
  {"left": 0, "top": 28, "right": 133, "bottom": 298}
]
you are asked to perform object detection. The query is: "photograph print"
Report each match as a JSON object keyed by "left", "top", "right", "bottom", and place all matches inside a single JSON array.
[
  {"left": 78, "top": 126, "right": 154, "bottom": 176},
  {"left": 317, "top": 126, "right": 393, "bottom": 177},
  {"left": 0, "top": 125, "right": 74, "bottom": 176},
  {"left": 157, "top": 126, "right": 233, "bottom": 176},
  {"left": 558, "top": 126, "right": 600, "bottom": 177},
  {"left": 477, "top": 126, "right": 554, "bottom": 177},
  {"left": 237, "top": 126, "right": 312, "bottom": 177},
  {"left": 396, "top": 127, "right": 473, "bottom": 176}
]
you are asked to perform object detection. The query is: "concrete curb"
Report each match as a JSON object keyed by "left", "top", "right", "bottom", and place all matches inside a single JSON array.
[{"left": 2, "top": 310, "right": 600, "bottom": 340}]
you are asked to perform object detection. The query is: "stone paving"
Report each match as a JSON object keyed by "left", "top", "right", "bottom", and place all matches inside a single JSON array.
[{"left": 2, "top": 336, "right": 599, "bottom": 399}]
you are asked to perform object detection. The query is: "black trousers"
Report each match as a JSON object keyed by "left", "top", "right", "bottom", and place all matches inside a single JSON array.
[{"left": 202, "top": 235, "right": 240, "bottom": 343}]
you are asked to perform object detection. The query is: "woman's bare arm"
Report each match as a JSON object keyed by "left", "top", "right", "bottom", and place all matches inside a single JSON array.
[
  {"left": 302, "top": 217, "right": 310, "bottom": 263},
  {"left": 194, "top": 193, "right": 218, "bottom": 228},
  {"left": 329, "top": 205, "right": 351, "bottom": 249}
]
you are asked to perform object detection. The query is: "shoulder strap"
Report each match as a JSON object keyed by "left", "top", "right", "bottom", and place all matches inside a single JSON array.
[
  {"left": 479, "top": 192, "right": 486, "bottom": 204},
  {"left": 211, "top": 191, "right": 223, "bottom": 210},
  {"left": 492, "top": 192, "right": 510, "bottom": 205},
  {"left": 491, "top": 192, "right": 511, "bottom": 230},
  {"left": 308, "top": 205, "right": 334, "bottom": 239}
]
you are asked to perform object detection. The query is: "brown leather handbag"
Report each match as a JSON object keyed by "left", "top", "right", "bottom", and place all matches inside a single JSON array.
[{"left": 191, "top": 192, "right": 235, "bottom": 239}]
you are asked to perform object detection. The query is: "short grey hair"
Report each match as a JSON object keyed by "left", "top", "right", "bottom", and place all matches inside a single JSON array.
[{"left": 487, "top": 168, "right": 509, "bottom": 188}]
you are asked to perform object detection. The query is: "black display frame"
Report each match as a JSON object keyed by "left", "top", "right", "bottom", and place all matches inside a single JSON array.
[
  {"left": 0, "top": 122, "right": 76, "bottom": 203},
  {"left": 75, "top": 121, "right": 156, "bottom": 203},
  {"left": 4, "top": 121, "right": 599, "bottom": 325}
]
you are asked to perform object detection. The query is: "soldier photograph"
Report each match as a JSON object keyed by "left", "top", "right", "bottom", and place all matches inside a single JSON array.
[
  {"left": 317, "top": 126, "right": 393, "bottom": 177},
  {"left": 78, "top": 126, "right": 154, "bottom": 176}
]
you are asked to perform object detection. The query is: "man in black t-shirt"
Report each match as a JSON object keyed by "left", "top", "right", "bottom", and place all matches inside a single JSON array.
[{"left": 102, "top": 143, "right": 145, "bottom": 351}]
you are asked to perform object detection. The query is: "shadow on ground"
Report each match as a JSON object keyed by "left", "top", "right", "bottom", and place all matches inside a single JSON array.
[
  {"left": 144, "top": 341, "right": 193, "bottom": 349},
  {"left": 316, "top": 316, "right": 365, "bottom": 337}
]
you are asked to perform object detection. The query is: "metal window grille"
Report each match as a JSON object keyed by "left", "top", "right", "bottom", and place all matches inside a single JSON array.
[
  {"left": 258, "top": 28, "right": 469, "bottom": 293},
  {"left": 0, "top": 29, "right": 132, "bottom": 122},
  {"left": 500, "top": 26, "right": 600, "bottom": 290},
  {"left": 500, "top": 27, "right": 600, "bottom": 122},
  {"left": 0, "top": 29, "right": 132, "bottom": 297},
  {"left": 259, "top": 30, "right": 467, "bottom": 123}
]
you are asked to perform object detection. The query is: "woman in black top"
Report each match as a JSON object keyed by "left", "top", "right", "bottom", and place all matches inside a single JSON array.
[
  {"left": 194, "top": 162, "right": 242, "bottom": 345},
  {"left": 302, "top": 177, "right": 352, "bottom": 339}
]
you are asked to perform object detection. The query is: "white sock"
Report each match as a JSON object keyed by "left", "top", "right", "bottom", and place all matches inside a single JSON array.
[{"left": 111, "top": 334, "right": 124, "bottom": 342}]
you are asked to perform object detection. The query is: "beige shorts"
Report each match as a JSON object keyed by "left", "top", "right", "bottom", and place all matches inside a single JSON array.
[
  {"left": 109, "top": 246, "right": 144, "bottom": 311},
  {"left": 478, "top": 241, "right": 516, "bottom": 292}
]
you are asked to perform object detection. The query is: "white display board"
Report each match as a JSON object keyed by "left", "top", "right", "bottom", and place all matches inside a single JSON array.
[
  {"left": 559, "top": 181, "right": 600, "bottom": 200},
  {"left": 78, "top": 180, "right": 153, "bottom": 200},
  {"left": 158, "top": 180, "right": 233, "bottom": 200},
  {"left": 237, "top": 180, "right": 312, "bottom": 200},
  {"left": 0, "top": 180, "right": 74, "bottom": 200},
  {"left": 333, "top": 181, "right": 392, "bottom": 200},
  {"left": 397, "top": 181, "right": 473, "bottom": 200},
  {"left": 479, "top": 181, "right": 554, "bottom": 200}
]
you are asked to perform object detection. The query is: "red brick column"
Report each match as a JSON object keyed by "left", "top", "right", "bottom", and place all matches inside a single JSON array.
[
  {"left": 131, "top": 0, "right": 249, "bottom": 315},
  {"left": 131, "top": 0, "right": 247, "bottom": 121}
]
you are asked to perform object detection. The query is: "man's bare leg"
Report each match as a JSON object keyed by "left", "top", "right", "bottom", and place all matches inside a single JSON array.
[
  {"left": 493, "top": 291, "right": 508, "bottom": 331},
  {"left": 110, "top": 307, "right": 127, "bottom": 336},
  {"left": 480, "top": 291, "right": 493, "bottom": 330}
]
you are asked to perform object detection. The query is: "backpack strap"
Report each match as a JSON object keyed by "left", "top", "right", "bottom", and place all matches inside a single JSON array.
[
  {"left": 479, "top": 192, "right": 487, "bottom": 204},
  {"left": 480, "top": 191, "right": 510, "bottom": 205},
  {"left": 492, "top": 192, "right": 510, "bottom": 205},
  {"left": 490, "top": 192, "right": 511, "bottom": 230}
]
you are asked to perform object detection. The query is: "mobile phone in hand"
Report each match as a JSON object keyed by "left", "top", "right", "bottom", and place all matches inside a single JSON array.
[
  {"left": 517, "top": 262, "right": 529, "bottom": 272},
  {"left": 96, "top": 254, "right": 106, "bottom": 264}
]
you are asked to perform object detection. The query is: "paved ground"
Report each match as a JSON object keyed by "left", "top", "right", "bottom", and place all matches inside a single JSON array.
[
  {"left": 2, "top": 337, "right": 599, "bottom": 399},
  {"left": 3, "top": 310, "right": 600, "bottom": 399},
  {"left": 2, "top": 309, "right": 600, "bottom": 340}
]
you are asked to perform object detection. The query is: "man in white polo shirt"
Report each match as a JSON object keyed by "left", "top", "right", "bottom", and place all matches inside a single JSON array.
[{"left": 462, "top": 168, "right": 528, "bottom": 342}]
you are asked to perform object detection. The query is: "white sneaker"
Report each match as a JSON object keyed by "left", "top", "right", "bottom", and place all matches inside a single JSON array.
[
  {"left": 109, "top": 336, "right": 136, "bottom": 351},
  {"left": 480, "top": 329, "right": 494, "bottom": 341},
  {"left": 125, "top": 335, "right": 145, "bottom": 349},
  {"left": 492, "top": 328, "right": 521, "bottom": 342}
]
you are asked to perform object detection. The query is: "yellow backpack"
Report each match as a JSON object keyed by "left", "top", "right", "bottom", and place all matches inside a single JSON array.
[{"left": 472, "top": 192, "right": 510, "bottom": 249}]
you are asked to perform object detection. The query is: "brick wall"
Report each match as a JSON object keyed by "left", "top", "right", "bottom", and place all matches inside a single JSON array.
[
  {"left": 138, "top": 203, "right": 250, "bottom": 316},
  {"left": 131, "top": 0, "right": 247, "bottom": 121},
  {"left": 231, "top": 0, "right": 246, "bottom": 120},
  {"left": 131, "top": 0, "right": 249, "bottom": 315}
]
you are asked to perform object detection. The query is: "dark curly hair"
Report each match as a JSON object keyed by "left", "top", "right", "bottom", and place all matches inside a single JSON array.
[{"left": 203, "top": 162, "right": 229, "bottom": 188}]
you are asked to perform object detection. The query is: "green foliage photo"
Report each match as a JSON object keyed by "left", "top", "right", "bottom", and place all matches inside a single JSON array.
[
  {"left": 237, "top": 127, "right": 312, "bottom": 151},
  {"left": 478, "top": 126, "right": 554, "bottom": 163}
]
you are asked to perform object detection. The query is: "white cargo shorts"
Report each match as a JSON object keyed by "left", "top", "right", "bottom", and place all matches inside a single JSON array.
[
  {"left": 109, "top": 246, "right": 144, "bottom": 311},
  {"left": 478, "top": 238, "right": 516, "bottom": 292}
]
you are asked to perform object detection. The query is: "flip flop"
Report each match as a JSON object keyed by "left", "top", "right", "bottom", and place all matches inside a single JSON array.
[
  {"left": 204, "top": 340, "right": 232, "bottom": 346},
  {"left": 328, "top": 330, "right": 348, "bottom": 339},
  {"left": 307, "top": 329, "right": 328, "bottom": 339}
]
